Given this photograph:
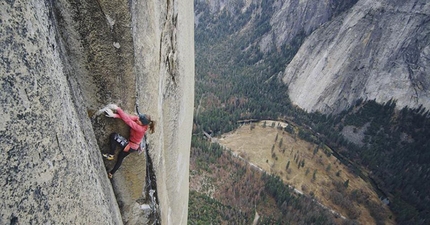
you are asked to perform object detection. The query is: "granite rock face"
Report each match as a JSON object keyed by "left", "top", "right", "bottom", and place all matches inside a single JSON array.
[
  {"left": 130, "top": 0, "right": 194, "bottom": 224},
  {"left": 196, "top": 0, "right": 357, "bottom": 54},
  {"left": 197, "top": 0, "right": 429, "bottom": 114},
  {"left": 283, "top": 0, "right": 430, "bottom": 114},
  {"left": 0, "top": 0, "right": 194, "bottom": 224},
  {"left": 0, "top": 1, "right": 122, "bottom": 224},
  {"left": 262, "top": 0, "right": 356, "bottom": 53}
]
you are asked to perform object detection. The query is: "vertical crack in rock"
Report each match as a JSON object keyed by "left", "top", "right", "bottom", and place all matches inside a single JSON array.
[
  {"left": 160, "top": 0, "right": 178, "bottom": 88},
  {"left": 142, "top": 138, "right": 160, "bottom": 225}
]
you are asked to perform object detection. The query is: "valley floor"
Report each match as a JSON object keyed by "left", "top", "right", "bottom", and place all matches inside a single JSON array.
[{"left": 216, "top": 120, "right": 394, "bottom": 225}]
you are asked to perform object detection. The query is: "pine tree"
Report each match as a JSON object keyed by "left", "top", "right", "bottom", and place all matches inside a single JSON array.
[
  {"left": 313, "top": 146, "right": 318, "bottom": 157},
  {"left": 344, "top": 179, "right": 349, "bottom": 188}
]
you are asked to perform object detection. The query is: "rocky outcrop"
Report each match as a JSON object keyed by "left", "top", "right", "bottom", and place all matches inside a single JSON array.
[
  {"left": 283, "top": 0, "right": 430, "bottom": 114},
  {"left": 1, "top": 0, "right": 193, "bottom": 224}
]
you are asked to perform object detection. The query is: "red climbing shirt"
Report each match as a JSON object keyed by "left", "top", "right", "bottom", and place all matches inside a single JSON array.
[{"left": 114, "top": 107, "right": 148, "bottom": 150}]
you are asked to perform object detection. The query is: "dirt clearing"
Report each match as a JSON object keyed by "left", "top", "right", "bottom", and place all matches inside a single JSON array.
[{"left": 217, "top": 120, "right": 394, "bottom": 224}]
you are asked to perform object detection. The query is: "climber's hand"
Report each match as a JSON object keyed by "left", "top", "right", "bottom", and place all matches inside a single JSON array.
[
  {"left": 107, "top": 104, "right": 118, "bottom": 110},
  {"left": 105, "top": 108, "right": 116, "bottom": 118}
]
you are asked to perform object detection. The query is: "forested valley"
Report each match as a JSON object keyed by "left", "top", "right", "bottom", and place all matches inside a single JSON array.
[
  {"left": 189, "top": 1, "right": 430, "bottom": 224},
  {"left": 189, "top": 137, "right": 345, "bottom": 224}
]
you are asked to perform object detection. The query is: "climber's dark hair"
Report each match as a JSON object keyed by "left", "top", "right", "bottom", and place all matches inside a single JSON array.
[{"left": 148, "top": 119, "right": 155, "bottom": 134}]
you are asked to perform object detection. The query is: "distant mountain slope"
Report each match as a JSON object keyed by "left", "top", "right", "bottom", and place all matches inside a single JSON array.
[
  {"left": 283, "top": 0, "right": 430, "bottom": 114},
  {"left": 196, "top": 0, "right": 429, "bottom": 114}
]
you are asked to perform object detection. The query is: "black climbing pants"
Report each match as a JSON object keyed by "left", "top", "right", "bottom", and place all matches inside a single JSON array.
[{"left": 109, "top": 133, "right": 136, "bottom": 174}]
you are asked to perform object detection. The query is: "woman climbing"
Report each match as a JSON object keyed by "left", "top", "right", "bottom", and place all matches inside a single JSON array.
[{"left": 102, "top": 104, "right": 155, "bottom": 179}]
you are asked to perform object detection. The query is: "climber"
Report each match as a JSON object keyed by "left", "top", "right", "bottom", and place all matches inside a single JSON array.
[{"left": 102, "top": 104, "right": 155, "bottom": 179}]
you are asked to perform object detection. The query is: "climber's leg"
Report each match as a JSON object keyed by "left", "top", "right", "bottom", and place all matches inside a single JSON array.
[{"left": 109, "top": 150, "right": 131, "bottom": 175}]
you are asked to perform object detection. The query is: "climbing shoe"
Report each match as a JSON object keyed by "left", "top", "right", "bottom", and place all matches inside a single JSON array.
[{"left": 103, "top": 154, "right": 114, "bottom": 160}]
